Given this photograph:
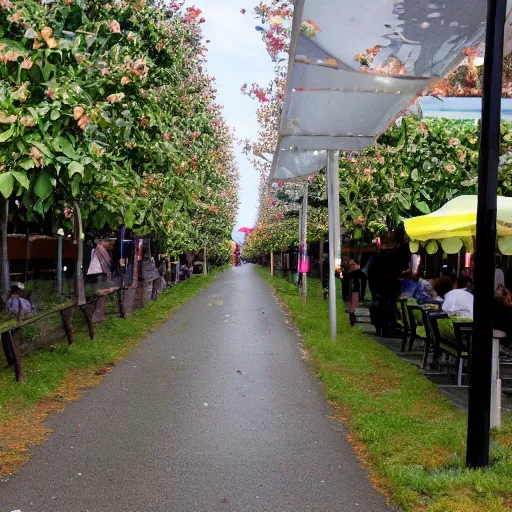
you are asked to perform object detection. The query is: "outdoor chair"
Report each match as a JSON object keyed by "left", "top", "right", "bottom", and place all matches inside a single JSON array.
[
  {"left": 426, "top": 312, "right": 470, "bottom": 386},
  {"left": 395, "top": 298, "right": 410, "bottom": 352},
  {"left": 406, "top": 304, "right": 429, "bottom": 352}
]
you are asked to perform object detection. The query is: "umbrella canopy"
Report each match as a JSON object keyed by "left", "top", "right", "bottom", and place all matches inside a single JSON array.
[{"left": 403, "top": 195, "right": 512, "bottom": 241}]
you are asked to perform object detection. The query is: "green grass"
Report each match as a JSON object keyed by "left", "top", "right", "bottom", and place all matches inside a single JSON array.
[
  {"left": 256, "top": 266, "right": 512, "bottom": 512},
  {"left": 0, "top": 267, "right": 226, "bottom": 422}
]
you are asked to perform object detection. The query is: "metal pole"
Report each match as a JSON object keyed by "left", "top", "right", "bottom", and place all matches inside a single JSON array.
[
  {"left": 466, "top": 0, "right": 506, "bottom": 468},
  {"left": 298, "top": 204, "right": 303, "bottom": 296},
  {"left": 302, "top": 183, "right": 309, "bottom": 303},
  {"left": 270, "top": 251, "right": 274, "bottom": 276},
  {"left": 203, "top": 246, "right": 207, "bottom": 275},
  {"left": 57, "top": 233, "right": 63, "bottom": 294},
  {"left": 327, "top": 150, "right": 340, "bottom": 340}
]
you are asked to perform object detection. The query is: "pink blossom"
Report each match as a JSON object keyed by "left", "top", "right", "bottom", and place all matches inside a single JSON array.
[{"left": 109, "top": 20, "right": 121, "bottom": 34}]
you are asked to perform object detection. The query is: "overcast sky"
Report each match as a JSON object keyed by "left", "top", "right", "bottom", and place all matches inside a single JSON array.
[{"left": 183, "top": 1, "right": 275, "bottom": 243}]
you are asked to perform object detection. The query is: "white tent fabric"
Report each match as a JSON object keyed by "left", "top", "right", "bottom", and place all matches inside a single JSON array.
[{"left": 271, "top": 0, "right": 512, "bottom": 181}]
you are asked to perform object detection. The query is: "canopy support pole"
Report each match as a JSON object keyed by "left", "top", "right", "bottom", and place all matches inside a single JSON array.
[
  {"left": 466, "top": 0, "right": 506, "bottom": 468},
  {"left": 327, "top": 150, "right": 340, "bottom": 341}
]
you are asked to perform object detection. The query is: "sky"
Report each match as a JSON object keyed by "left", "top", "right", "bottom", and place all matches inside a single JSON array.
[{"left": 183, "top": 0, "right": 275, "bottom": 243}]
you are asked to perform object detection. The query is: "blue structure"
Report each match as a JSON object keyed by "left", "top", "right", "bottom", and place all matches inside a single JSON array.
[{"left": 417, "top": 96, "right": 512, "bottom": 120}]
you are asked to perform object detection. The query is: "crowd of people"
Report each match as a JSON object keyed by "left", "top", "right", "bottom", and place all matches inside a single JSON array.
[{"left": 329, "top": 246, "right": 512, "bottom": 340}]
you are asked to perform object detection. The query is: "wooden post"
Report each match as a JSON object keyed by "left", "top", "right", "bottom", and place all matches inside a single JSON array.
[
  {"left": 203, "top": 246, "right": 207, "bottom": 275},
  {"left": 270, "top": 251, "right": 274, "bottom": 276},
  {"left": 0, "top": 197, "right": 9, "bottom": 295},
  {"left": 73, "top": 202, "right": 86, "bottom": 306}
]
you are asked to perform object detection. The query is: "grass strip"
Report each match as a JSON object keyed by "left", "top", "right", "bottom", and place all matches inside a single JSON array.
[
  {"left": 0, "top": 267, "right": 225, "bottom": 474},
  {"left": 257, "top": 266, "right": 512, "bottom": 512}
]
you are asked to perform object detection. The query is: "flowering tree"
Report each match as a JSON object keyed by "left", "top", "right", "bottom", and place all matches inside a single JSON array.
[{"left": 0, "top": 0, "right": 238, "bottom": 259}]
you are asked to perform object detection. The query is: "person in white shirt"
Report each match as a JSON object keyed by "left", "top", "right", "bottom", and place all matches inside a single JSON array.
[{"left": 442, "top": 274, "right": 474, "bottom": 319}]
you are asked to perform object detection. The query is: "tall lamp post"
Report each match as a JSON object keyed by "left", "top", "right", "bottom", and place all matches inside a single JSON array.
[{"left": 466, "top": 0, "right": 507, "bottom": 467}]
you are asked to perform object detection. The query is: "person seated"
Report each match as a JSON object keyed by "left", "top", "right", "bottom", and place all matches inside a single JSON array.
[
  {"left": 399, "top": 272, "right": 424, "bottom": 299},
  {"left": 1, "top": 284, "right": 33, "bottom": 367},
  {"left": 433, "top": 275, "right": 454, "bottom": 300},
  {"left": 3, "top": 284, "right": 33, "bottom": 316},
  {"left": 442, "top": 274, "right": 473, "bottom": 318}
]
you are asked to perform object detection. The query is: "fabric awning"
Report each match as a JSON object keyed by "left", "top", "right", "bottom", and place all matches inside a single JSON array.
[{"left": 271, "top": 0, "right": 512, "bottom": 181}]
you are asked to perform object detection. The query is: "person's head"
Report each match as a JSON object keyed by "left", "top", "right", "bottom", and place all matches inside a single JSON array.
[
  {"left": 434, "top": 275, "right": 453, "bottom": 298},
  {"left": 455, "top": 274, "right": 471, "bottom": 290},
  {"left": 9, "top": 285, "right": 21, "bottom": 295},
  {"left": 440, "top": 265, "right": 455, "bottom": 279}
]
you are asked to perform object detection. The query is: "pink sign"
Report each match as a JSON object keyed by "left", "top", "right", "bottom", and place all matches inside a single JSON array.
[{"left": 298, "top": 258, "right": 310, "bottom": 273}]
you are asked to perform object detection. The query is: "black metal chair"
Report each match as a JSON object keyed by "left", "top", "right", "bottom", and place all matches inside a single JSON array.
[
  {"left": 395, "top": 298, "right": 410, "bottom": 351},
  {"left": 426, "top": 312, "right": 471, "bottom": 385},
  {"left": 407, "top": 304, "right": 429, "bottom": 352}
]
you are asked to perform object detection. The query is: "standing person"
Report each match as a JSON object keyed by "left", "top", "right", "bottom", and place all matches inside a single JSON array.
[
  {"left": 342, "top": 255, "right": 367, "bottom": 326},
  {"left": 368, "top": 249, "right": 402, "bottom": 337},
  {"left": 321, "top": 253, "right": 329, "bottom": 299}
]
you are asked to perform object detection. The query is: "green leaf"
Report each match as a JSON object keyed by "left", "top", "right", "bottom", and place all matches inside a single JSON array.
[
  {"left": 54, "top": 137, "right": 78, "bottom": 159},
  {"left": 397, "top": 194, "right": 411, "bottom": 210},
  {"left": 0, "top": 126, "right": 15, "bottom": 143},
  {"left": 30, "top": 141, "right": 53, "bottom": 158},
  {"left": 414, "top": 200, "right": 431, "bottom": 214},
  {"left": 71, "top": 175, "right": 81, "bottom": 197},
  {"left": 410, "top": 168, "right": 419, "bottom": 181},
  {"left": 0, "top": 172, "right": 14, "bottom": 198},
  {"left": 19, "top": 158, "right": 35, "bottom": 170},
  {"left": 34, "top": 171, "right": 53, "bottom": 200},
  {"left": 68, "top": 161, "right": 84, "bottom": 177},
  {"left": 50, "top": 110, "right": 61, "bottom": 121},
  {"left": 11, "top": 170, "right": 29, "bottom": 189},
  {"left": 125, "top": 208, "right": 135, "bottom": 228}
]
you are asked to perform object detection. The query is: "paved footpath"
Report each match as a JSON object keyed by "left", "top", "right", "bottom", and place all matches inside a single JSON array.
[{"left": 1, "top": 265, "right": 389, "bottom": 512}]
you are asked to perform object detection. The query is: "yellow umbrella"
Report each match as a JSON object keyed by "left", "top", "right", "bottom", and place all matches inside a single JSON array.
[{"left": 403, "top": 195, "right": 512, "bottom": 242}]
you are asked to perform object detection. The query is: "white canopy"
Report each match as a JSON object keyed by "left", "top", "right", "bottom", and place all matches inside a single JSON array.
[{"left": 271, "top": 0, "right": 512, "bottom": 181}]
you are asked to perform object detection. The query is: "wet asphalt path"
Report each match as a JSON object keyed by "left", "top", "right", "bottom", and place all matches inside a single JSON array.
[{"left": 1, "top": 265, "right": 389, "bottom": 512}]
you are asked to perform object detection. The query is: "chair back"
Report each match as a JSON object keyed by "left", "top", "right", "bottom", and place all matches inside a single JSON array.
[{"left": 395, "top": 298, "right": 409, "bottom": 328}]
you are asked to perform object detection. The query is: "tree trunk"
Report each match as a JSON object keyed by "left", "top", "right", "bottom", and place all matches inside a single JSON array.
[
  {"left": 24, "top": 230, "right": 30, "bottom": 285},
  {"left": 73, "top": 202, "right": 86, "bottom": 305},
  {"left": 0, "top": 197, "right": 9, "bottom": 295}
]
